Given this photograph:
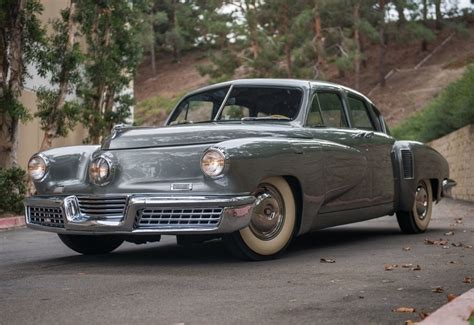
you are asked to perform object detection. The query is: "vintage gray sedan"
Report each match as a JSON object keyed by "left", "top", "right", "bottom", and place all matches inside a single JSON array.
[{"left": 25, "top": 79, "right": 454, "bottom": 260}]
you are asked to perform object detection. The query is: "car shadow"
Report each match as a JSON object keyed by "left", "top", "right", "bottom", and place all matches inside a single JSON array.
[{"left": 15, "top": 223, "right": 454, "bottom": 270}]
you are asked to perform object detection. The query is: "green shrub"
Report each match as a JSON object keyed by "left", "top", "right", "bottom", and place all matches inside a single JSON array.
[
  {"left": 0, "top": 167, "right": 27, "bottom": 215},
  {"left": 392, "top": 64, "right": 474, "bottom": 142}
]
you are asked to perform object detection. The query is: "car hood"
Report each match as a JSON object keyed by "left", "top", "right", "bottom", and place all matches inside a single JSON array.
[{"left": 102, "top": 123, "right": 306, "bottom": 150}]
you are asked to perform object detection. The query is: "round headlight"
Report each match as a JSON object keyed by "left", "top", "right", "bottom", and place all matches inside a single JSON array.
[
  {"left": 89, "top": 156, "right": 113, "bottom": 185},
  {"left": 201, "top": 149, "right": 226, "bottom": 177},
  {"left": 28, "top": 155, "right": 48, "bottom": 181}
]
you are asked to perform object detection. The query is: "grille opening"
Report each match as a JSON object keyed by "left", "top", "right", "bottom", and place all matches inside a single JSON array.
[
  {"left": 77, "top": 195, "right": 128, "bottom": 218},
  {"left": 28, "top": 206, "right": 64, "bottom": 228},
  {"left": 401, "top": 149, "right": 414, "bottom": 179},
  {"left": 135, "top": 207, "right": 223, "bottom": 229}
]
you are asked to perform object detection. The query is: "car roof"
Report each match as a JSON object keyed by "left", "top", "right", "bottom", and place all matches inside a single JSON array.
[{"left": 185, "top": 78, "right": 374, "bottom": 105}]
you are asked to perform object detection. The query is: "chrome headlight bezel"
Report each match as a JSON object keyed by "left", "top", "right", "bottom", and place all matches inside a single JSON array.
[
  {"left": 89, "top": 155, "right": 115, "bottom": 186},
  {"left": 200, "top": 147, "right": 229, "bottom": 178},
  {"left": 28, "top": 154, "right": 49, "bottom": 182}
]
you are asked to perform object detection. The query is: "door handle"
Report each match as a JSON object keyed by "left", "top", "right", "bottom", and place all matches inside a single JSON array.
[{"left": 364, "top": 131, "right": 374, "bottom": 138}]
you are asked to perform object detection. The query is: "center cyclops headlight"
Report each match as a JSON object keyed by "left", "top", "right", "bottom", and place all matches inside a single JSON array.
[
  {"left": 201, "top": 148, "right": 228, "bottom": 178},
  {"left": 28, "top": 154, "right": 48, "bottom": 181},
  {"left": 89, "top": 155, "right": 114, "bottom": 186}
]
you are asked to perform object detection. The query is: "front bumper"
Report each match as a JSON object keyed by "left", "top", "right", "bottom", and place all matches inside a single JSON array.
[{"left": 24, "top": 194, "right": 255, "bottom": 235}]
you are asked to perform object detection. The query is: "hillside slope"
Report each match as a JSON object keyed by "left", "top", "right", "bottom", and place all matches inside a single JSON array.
[{"left": 134, "top": 25, "right": 474, "bottom": 128}]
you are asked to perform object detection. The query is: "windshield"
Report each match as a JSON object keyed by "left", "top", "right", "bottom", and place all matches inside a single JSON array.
[{"left": 167, "top": 86, "right": 302, "bottom": 125}]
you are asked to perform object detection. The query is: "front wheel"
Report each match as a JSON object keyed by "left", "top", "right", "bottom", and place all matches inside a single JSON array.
[
  {"left": 58, "top": 234, "right": 124, "bottom": 255},
  {"left": 225, "top": 177, "right": 296, "bottom": 260},
  {"left": 396, "top": 179, "right": 433, "bottom": 234}
]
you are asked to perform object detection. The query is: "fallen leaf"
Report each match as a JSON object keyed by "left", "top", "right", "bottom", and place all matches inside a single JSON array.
[
  {"left": 402, "top": 263, "right": 413, "bottom": 268},
  {"left": 405, "top": 320, "right": 417, "bottom": 325},
  {"left": 397, "top": 288, "right": 404, "bottom": 291},
  {"left": 449, "top": 261, "right": 456, "bottom": 264},
  {"left": 444, "top": 231, "right": 454, "bottom": 236},
  {"left": 320, "top": 258, "right": 335, "bottom": 263},
  {"left": 393, "top": 307, "right": 416, "bottom": 313},
  {"left": 358, "top": 296, "right": 364, "bottom": 299},
  {"left": 464, "top": 245, "right": 472, "bottom": 249},
  {"left": 463, "top": 277, "right": 472, "bottom": 284},
  {"left": 447, "top": 294, "right": 457, "bottom": 302},
  {"left": 412, "top": 265, "right": 422, "bottom": 271},
  {"left": 442, "top": 245, "right": 450, "bottom": 249},
  {"left": 455, "top": 218, "right": 463, "bottom": 224},
  {"left": 424, "top": 239, "right": 448, "bottom": 246},
  {"left": 432, "top": 287, "right": 444, "bottom": 293},
  {"left": 384, "top": 264, "right": 398, "bottom": 271},
  {"left": 451, "top": 242, "right": 463, "bottom": 247},
  {"left": 418, "top": 311, "right": 430, "bottom": 319},
  {"left": 403, "top": 246, "right": 411, "bottom": 251}
]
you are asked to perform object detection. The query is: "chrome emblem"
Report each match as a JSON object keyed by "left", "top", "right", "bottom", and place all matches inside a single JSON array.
[
  {"left": 170, "top": 183, "right": 193, "bottom": 191},
  {"left": 63, "top": 196, "right": 81, "bottom": 222}
]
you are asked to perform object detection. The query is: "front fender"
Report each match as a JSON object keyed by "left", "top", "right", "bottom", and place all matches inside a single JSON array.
[{"left": 32, "top": 145, "right": 100, "bottom": 194}]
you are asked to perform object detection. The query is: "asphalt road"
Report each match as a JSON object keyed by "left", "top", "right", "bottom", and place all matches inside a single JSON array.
[{"left": 1, "top": 198, "right": 473, "bottom": 325}]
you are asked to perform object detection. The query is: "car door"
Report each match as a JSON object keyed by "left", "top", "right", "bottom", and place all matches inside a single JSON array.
[
  {"left": 305, "top": 89, "right": 373, "bottom": 213},
  {"left": 344, "top": 93, "right": 395, "bottom": 207}
]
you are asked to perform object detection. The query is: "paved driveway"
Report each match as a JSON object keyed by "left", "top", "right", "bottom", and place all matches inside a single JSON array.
[{"left": 0, "top": 198, "right": 472, "bottom": 325}]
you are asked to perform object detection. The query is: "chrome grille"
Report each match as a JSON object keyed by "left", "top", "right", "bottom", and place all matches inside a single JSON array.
[
  {"left": 136, "top": 207, "right": 223, "bottom": 229},
  {"left": 77, "top": 195, "right": 128, "bottom": 218},
  {"left": 28, "top": 206, "right": 64, "bottom": 228}
]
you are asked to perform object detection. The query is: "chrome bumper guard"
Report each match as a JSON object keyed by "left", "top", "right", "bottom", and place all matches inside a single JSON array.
[
  {"left": 442, "top": 178, "right": 457, "bottom": 196},
  {"left": 24, "top": 195, "right": 255, "bottom": 235}
]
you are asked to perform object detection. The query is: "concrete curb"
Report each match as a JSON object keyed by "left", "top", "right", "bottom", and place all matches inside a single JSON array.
[
  {"left": 0, "top": 216, "right": 26, "bottom": 231},
  {"left": 419, "top": 288, "right": 474, "bottom": 324}
]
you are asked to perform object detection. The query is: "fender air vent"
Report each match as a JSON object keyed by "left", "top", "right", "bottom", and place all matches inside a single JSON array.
[{"left": 401, "top": 149, "right": 414, "bottom": 179}]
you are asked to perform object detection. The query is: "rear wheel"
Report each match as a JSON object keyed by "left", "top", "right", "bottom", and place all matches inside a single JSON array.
[
  {"left": 58, "top": 234, "right": 124, "bottom": 255},
  {"left": 225, "top": 177, "right": 296, "bottom": 260},
  {"left": 396, "top": 179, "right": 433, "bottom": 234}
]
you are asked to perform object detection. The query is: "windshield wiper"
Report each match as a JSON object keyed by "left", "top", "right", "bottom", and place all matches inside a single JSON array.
[{"left": 241, "top": 116, "right": 292, "bottom": 121}]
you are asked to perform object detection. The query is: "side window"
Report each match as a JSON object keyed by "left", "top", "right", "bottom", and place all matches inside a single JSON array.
[
  {"left": 317, "top": 92, "right": 348, "bottom": 128},
  {"left": 307, "top": 95, "right": 324, "bottom": 127},
  {"left": 348, "top": 96, "right": 375, "bottom": 130}
]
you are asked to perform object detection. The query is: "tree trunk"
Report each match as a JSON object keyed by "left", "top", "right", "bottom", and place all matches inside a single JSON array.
[
  {"left": 421, "top": 0, "right": 428, "bottom": 51},
  {"left": 434, "top": 0, "right": 443, "bottom": 30},
  {"left": 281, "top": 3, "right": 292, "bottom": 78},
  {"left": 171, "top": 0, "right": 181, "bottom": 62},
  {"left": 394, "top": 0, "right": 406, "bottom": 25},
  {"left": 353, "top": 1, "right": 361, "bottom": 90},
  {"left": 245, "top": 0, "right": 260, "bottom": 60},
  {"left": 0, "top": 0, "right": 26, "bottom": 168},
  {"left": 378, "top": 0, "right": 386, "bottom": 88},
  {"left": 312, "top": 0, "right": 324, "bottom": 78},
  {"left": 40, "top": 1, "right": 76, "bottom": 151},
  {"left": 150, "top": 40, "right": 156, "bottom": 76}
]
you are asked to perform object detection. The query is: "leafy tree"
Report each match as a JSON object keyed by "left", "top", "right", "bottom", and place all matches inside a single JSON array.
[
  {"left": 0, "top": 0, "right": 44, "bottom": 168},
  {"left": 35, "top": 0, "right": 83, "bottom": 150},
  {"left": 75, "top": 0, "right": 148, "bottom": 144}
]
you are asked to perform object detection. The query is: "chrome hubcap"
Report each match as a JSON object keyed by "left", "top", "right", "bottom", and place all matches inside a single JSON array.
[
  {"left": 415, "top": 185, "right": 428, "bottom": 220},
  {"left": 250, "top": 184, "right": 285, "bottom": 240}
]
